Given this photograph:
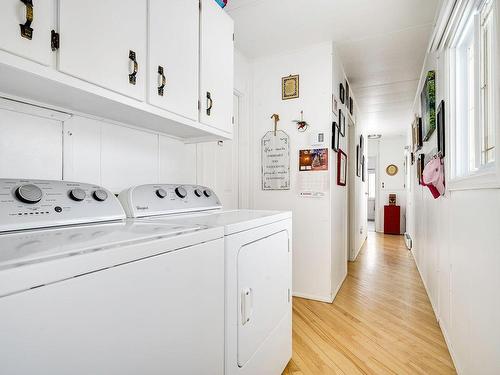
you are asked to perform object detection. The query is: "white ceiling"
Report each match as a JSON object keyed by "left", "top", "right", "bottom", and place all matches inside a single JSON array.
[{"left": 226, "top": 0, "right": 441, "bottom": 136}]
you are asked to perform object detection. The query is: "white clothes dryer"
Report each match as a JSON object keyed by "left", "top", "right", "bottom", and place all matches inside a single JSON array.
[{"left": 119, "top": 184, "right": 293, "bottom": 375}]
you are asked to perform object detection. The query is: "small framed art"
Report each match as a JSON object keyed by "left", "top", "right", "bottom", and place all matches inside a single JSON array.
[
  {"left": 361, "top": 155, "right": 366, "bottom": 182},
  {"left": 339, "top": 83, "right": 345, "bottom": 104},
  {"left": 282, "top": 75, "right": 299, "bottom": 100},
  {"left": 338, "top": 109, "right": 346, "bottom": 137},
  {"left": 337, "top": 149, "right": 347, "bottom": 186},
  {"left": 331, "top": 122, "right": 340, "bottom": 152},
  {"left": 412, "top": 116, "right": 423, "bottom": 152},
  {"left": 417, "top": 154, "right": 425, "bottom": 185},
  {"left": 349, "top": 97, "right": 354, "bottom": 115},
  {"left": 437, "top": 100, "right": 445, "bottom": 157},
  {"left": 356, "top": 145, "right": 361, "bottom": 177}
]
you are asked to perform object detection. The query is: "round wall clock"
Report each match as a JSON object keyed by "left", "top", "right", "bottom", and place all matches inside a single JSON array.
[{"left": 386, "top": 164, "right": 398, "bottom": 176}]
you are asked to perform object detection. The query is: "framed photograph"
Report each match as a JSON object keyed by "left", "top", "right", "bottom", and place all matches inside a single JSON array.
[
  {"left": 412, "top": 116, "right": 423, "bottom": 152},
  {"left": 417, "top": 154, "right": 425, "bottom": 185},
  {"left": 349, "top": 97, "right": 354, "bottom": 115},
  {"left": 282, "top": 74, "right": 299, "bottom": 100},
  {"left": 337, "top": 149, "right": 347, "bottom": 186},
  {"left": 331, "top": 122, "right": 340, "bottom": 152},
  {"left": 361, "top": 155, "right": 366, "bottom": 182},
  {"left": 332, "top": 94, "right": 338, "bottom": 115},
  {"left": 421, "top": 71, "right": 436, "bottom": 140},
  {"left": 339, "top": 83, "right": 345, "bottom": 104},
  {"left": 338, "top": 109, "right": 346, "bottom": 136},
  {"left": 356, "top": 145, "right": 361, "bottom": 177},
  {"left": 345, "top": 80, "right": 350, "bottom": 102},
  {"left": 299, "top": 148, "right": 329, "bottom": 171},
  {"left": 437, "top": 100, "right": 445, "bottom": 157}
]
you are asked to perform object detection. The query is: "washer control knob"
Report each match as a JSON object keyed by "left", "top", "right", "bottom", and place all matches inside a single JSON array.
[
  {"left": 69, "top": 188, "right": 86, "bottom": 202},
  {"left": 194, "top": 188, "right": 203, "bottom": 197},
  {"left": 93, "top": 190, "right": 108, "bottom": 202},
  {"left": 175, "top": 187, "right": 187, "bottom": 199},
  {"left": 16, "top": 184, "right": 43, "bottom": 204},
  {"left": 156, "top": 188, "right": 168, "bottom": 199},
  {"left": 203, "top": 189, "right": 212, "bottom": 198}
]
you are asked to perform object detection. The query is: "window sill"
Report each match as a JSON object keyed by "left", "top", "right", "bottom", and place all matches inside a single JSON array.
[{"left": 448, "top": 168, "right": 500, "bottom": 191}]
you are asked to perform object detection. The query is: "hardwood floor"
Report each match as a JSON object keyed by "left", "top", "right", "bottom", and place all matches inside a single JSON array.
[{"left": 283, "top": 232, "right": 456, "bottom": 375}]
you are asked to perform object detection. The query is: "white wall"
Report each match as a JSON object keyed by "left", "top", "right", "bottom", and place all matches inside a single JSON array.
[
  {"left": 407, "top": 17, "right": 500, "bottom": 374},
  {"left": 249, "top": 42, "right": 350, "bottom": 302},
  {"left": 369, "top": 136, "right": 407, "bottom": 234}
]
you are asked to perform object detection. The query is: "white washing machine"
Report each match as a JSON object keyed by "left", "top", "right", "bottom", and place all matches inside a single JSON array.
[
  {"left": 119, "top": 184, "right": 293, "bottom": 375},
  {"left": 0, "top": 179, "right": 225, "bottom": 375}
]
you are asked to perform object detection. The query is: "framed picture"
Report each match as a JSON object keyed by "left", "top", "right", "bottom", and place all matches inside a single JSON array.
[
  {"left": 338, "top": 109, "right": 346, "bottom": 136},
  {"left": 349, "top": 97, "right": 354, "bottom": 115},
  {"left": 359, "top": 134, "right": 364, "bottom": 153},
  {"left": 331, "top": 122, "right": 340, "bottom": 152},
  {"left": 332, "top": 94, "right": 338, "bottom": 115},
  {"left": 339, "top": 83, "right": 345, "bottom": 104},
  {"left": 361, "top": 155, "right": 366, "bottom": 182},
  {"left": 421, "top": 71, "right": 436, "bottom": 141},
  {"left": 345, "top": 80, "right": 350, "bottom": 102},
  {"left": 437, "top": 100, "right": 445, "bottom": 157},
  {"left": 282, "top": 74, "right": 299, "bottom": 100},
  {"left": 412, "top": 116, "right": 423, "bottom": 152},
  {"left": 356, "top": 145, "right": 361, "bottom": 177},
  {"left": 337, "top": 149, "right": 347, "bottom": 186},
  {"left": 417, "top": 154, "right": 425, "bottom": 185}
]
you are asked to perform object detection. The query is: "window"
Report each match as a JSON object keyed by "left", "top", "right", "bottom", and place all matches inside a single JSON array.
[{"left": 450, "top": 0, "right": 497, "bottom": 182}]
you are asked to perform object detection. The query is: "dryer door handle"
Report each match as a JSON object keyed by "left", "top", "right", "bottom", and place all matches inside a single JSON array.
[{"left": 241, "top": 287, "right": 253, "bottom": 326}]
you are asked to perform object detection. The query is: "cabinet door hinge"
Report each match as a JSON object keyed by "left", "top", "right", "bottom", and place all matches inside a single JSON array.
[{"left": 51, "top": 30, "right": 60, "bottom": 51}]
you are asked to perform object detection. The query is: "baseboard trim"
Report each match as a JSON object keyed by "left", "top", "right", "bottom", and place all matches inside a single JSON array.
[{"left": 292, "top": 292, "right": 333, "bottom": 304}]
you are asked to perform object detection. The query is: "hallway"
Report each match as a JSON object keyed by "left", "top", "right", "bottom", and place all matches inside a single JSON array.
[{"left": 283, "top": 233, "right": 456, "bottom": 375}]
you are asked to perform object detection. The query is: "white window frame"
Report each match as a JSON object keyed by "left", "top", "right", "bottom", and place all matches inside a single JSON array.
[{"left": 447, "top": 0, "right": 500, "bottom": 190}]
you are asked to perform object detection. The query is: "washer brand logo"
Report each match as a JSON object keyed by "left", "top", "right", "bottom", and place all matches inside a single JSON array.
[{"left": 136, "top": 206, "right": 149, "bottom": 210}]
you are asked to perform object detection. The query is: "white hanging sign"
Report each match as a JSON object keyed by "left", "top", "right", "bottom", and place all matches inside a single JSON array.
[{"left": 261, "top": 130, "right": 290, "bottom": 190}]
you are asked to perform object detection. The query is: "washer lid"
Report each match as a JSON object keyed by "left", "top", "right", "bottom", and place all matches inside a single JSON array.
[{"left": 140, "top": 209, "right": 292, "bottom": 235}]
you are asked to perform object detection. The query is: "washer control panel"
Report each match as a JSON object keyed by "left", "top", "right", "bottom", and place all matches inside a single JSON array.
[
  {"left": 0, "top": 179, "right": 125, "bottom": 232},
  {"left": 118, "top": 184, "right": 222, "bottom": 218}
]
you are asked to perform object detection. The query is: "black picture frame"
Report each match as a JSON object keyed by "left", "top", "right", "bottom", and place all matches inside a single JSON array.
[
  {"left": 349, "top": 97, "right": 354, "bottom": 115},
  {"left": 331, "top": 122, "right": 340, "bottom": 152},
  {"left": 417, "top": 154, "right": 425, "bottom": 185},
  {"left": 361, "top": 155, "right": 366, "bottom": 182},
  {"left": 345, "top": 80, "right": 350, "bottom": 102},
  {"left": 437, "top": 100, "right": 445, "bottom": 157},
  {"left": 339, "top": 83, "right": 345, "bottom": 104},
  {"left": 412, "top": 116, "right": 423, "bottom": 152},
  {"left": 356, "top": 145, "right": 361, "bottom": 177},
  {"left": 338, "top": 109, "right": 346, "bottom": 137}
]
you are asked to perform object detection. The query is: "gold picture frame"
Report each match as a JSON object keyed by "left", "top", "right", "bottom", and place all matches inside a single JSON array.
[{"left": 282, "top": 74, "right": 299, "bottom": 100}]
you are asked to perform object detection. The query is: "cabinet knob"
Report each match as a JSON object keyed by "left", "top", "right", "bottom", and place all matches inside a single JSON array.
[
  {"left": 158, "top": 65, "right": 166, "bottom": 96},
  {"left": 206, "top": 92, "right": 213, "bottom": 116},
  {"left": 19, "top": 0, "right": 34, "bottom": 40},
  {"left": 129, "top": 50, "right": 138, "bottom": 85}
]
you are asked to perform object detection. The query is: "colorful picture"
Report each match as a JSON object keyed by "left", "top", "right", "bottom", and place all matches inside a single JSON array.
[
  {"left": 421, "top": 71, "right": 436, "bottom": 141},
  {"left": 299, "top": 148, "right": 329, "bottom": 171}
]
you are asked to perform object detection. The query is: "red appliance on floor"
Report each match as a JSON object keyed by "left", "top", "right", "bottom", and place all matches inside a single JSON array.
[{"left": 384, "top": 205, "right": 400, "bottom": 235}]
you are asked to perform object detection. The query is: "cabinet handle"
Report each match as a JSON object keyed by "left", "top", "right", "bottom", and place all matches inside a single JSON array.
[
  {"left": 158, "top": 65, "right": 166, "bottom": 96},
  {"left": 19, "top": 0, "right": 34, "bottom": 40},
  {"left": 206, "top": 92, "right": 213, "bottom": 116},
  {"left": 129, "top": 50, "right": 138, "bottom": 85}
]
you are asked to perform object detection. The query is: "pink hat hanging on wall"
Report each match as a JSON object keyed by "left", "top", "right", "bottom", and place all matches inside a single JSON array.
[{"left": 215, "top": 0, "right": 228, "bottom": 8}]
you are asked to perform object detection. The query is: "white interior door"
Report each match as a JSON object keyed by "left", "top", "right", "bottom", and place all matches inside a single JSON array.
[
  {"left": 0, "top": 0, "right": 55, "bottom": 66},
  {"left": 237, "top": 230, "right": 290, "bottom": 368},
  {"left": 58, "top": 0, "right": 147, "bottom": 100},
  {"left": 148, "top": 0, "right": 199, "bottom": 120},
  {"left": 199, "top": 0, "right": 234, "bottom": 133}
]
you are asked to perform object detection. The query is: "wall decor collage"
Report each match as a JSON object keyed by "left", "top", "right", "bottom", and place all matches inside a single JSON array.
[
  {"left": 411, "top": 70, "right": 446, "bottom": 196},
  {"left": 333, "top": 79, "right": 353, "bottom": 186}
]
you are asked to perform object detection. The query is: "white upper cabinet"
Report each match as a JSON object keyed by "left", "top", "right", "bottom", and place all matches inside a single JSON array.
[
  {"left": 148, "top": 0, "right": 199, "bottom": 121},
  {"left": 199, "top": 0, "right": 234, "bottom": 134},
  {"left": 0, "top": 0, "right": 55, "bottom": 66},
  {"left": 58, "top": 0, "right": 147, "bottom": 101}
]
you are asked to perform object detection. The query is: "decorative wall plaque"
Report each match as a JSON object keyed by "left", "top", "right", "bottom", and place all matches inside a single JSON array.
[
  {"left": 282, "top": 75, "right": 299, "bottom": 100},
  {"left": 262, "top": 130, "right": 290, "bottom": 190}
]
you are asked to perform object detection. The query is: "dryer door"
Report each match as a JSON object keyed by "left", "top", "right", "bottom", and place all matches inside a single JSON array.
[{"left": 237, "top": 230, "right": 290, "bottom": 367}]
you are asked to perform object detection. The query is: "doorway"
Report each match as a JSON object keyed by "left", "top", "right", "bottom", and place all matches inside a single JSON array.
[{"left": 367, "top": 156, "right": 376, "bottom": 232}]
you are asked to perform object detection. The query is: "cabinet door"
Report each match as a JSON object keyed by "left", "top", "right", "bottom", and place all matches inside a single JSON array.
[
  {"left": 58, "top": 0, "right": 147, "bottom": 101},
  {"left": 199, "top": 0, "right": 234, "bottom": 134},
  {"left": 148, "top": 0, "right": 199, "bottom": 121},
  {"left": 0, "top": 0, "right": 55, "bottom": 66}
]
